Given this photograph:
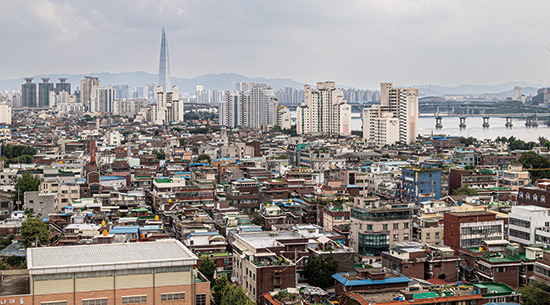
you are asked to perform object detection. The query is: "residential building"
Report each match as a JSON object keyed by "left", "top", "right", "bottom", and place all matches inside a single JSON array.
[
  {"left": 362, "top": 106, "right": 399, "bottom": 146},
  {"left": 296, "top": 81, "right": 351, "bottom": 136},
  {"left": 38, "top": 78, "right": 54, "bottom": 108},
  {"left": 80, "top": 76, "right": 100, "bottom": 107},
  {"left": 517, "top": 181, "right": 550, "bottom": 208},
  {"left": 401, "top": 162, "right": 442, "bottom": 203},
  {"left": 448, "top": 168, "right": 499, "bottom": 195},
  {"left": 443, "top": 211, "right": 504, "bottom": 252},
  {"left": 276, "top": 105, "right": 291, "bottom": 130},
  {"left": 0, "top": 102, "right": 11, "bottom": 124},
  {"left": 452, "top": 149, "right": 479, "bottom": 166},
  {"left": 55, "top": 78, "right": 71, "bottom": 94},
  {"left": 90, "top": 86, "right": 116, "bottom": 113},
  {"left": 21, "top": 78, "right": 37, "bottom": 108},
  {"left": 499, "top": 164, "right": 530, "bottom": 190},
  {"left": 219, "top": 84, "right": 278, "bottom": 129},
  {"left": 508, "top": 205, "right": 550, "bottom": 247},
  {"left": 350, "top": 205, "right": 413, "bottom": 256}
]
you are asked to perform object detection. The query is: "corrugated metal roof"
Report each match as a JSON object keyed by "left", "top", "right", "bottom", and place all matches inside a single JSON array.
[{"left": 28, "top": 239, "right": 194, "bottom": 269}]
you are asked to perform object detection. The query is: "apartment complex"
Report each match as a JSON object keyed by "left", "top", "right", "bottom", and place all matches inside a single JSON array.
[
  {"left": 362, "top": 83, "right": 418, "bottom": 145},
  {"left": 296, "top": 81, "right": 351, "bottom": 136},
  {"left": 443, "top": 211, "right": 504, "bottom": 252},
  {"left": 219, "top": 83, "right": 278, "bottom": 129}
]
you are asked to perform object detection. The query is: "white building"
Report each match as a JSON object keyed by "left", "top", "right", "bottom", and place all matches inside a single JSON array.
[
  {"left": 509, "top": 205, "right": 550, "bottom": 247},
  {"left": 277, "top": 105, "right": 292, "bottom": 130},
  {"left": 362, "top": 83, "right": 418, "bottom": 145},
  {"left": 154, "top": 85, "right": 183, "bottom": 124},
  {"left": 219, "top": 84, "right": 278, "bottom": 129},
  {"left": 296, "top": 81, "right": 351, "bottom": 136},
  {"left": 0, "top": 102, "right": 11, "bottom": 124},
  {"left": 90, "top": 86, "right": 116, "bottom": 113},
  {"left": 363, "top": 105, "right": 399, "bottom": 146}
]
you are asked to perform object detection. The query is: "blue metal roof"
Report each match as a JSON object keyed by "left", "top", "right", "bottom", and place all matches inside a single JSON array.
[
  {"left": 110, "top": 225, "right": 139, "bottom": 234},
  {"left": 332, "top": 272, "right": 411, "bottom": 286},
  {"left": 100, "top": 176, "right": 126, "bottom": 181}
]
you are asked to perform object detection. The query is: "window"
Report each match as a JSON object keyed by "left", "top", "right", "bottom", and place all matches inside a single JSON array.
[
  {"left": 404, "top": 222, "right": 409, "bottom": 229},
  {"left": 82, "top": 298, "right": 108, "bottom": 305},
  {"left": 122, "top": 296, "right": 147, "bottom": 304},
  {"left": 160, "top": 292, "right": 185, "bottom": 301},
  {"left": 495, "top": 267, "right": 507, "bottom": 273},
  {"left": 426, "top": 233, "right": 431, "bottom": 239},
  {"left": 435, "top": 232, "right": 440, "bottom": 238},
  {"left": 526, "top": 193, "right": 531, "bottom": 200},
  {"left": 534, "top": 194, "right": 538, "bottom": 201},
  {"left": 543, "top": 196, "right": 546, "bottom": 203},
  {"left": 42, "top": 302, "right": 67, "bottom": 305},
  {"left": 403, "top": 234, "right": 409, "bottom": 240},
  {"left": 393, "top": 223, "right": 399, "bottom": 230},
  {"left": 367, "top": 225, "right": 372, "bottom": 230},
  {"left": 520, "top": 192, "right": 524, "bottom": 199},
  {"left": 383, "top": 224, "right": 388, "bottom": 230},
  {"left": 195, "top": 294, "right": 206, "bottom": 305},
  {"left": 393, "top": 234, "right": 399, "bottom": 241}
]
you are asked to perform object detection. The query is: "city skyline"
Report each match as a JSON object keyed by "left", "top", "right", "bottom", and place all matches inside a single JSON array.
[{"left": 2, "top": 1, "right": 550, "bottom": 89}]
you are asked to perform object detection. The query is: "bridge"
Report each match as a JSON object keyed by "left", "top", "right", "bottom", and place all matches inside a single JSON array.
[{"left": 430, "top": 113, "right": 550, "bottom": 129}]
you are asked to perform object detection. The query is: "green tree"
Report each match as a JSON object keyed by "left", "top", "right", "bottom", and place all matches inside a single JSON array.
[
  {"left": 152, "top": 149, "right": 165, "bottom": 160},
  {"left": 13, "top": 172, "right": 40, "bottom": 206},
  {"left": 197, "top": 154, "right": 211, "bottom": 164},
  {"left": 521, "top": 281, "right": 550, "bottom": 305},
  {"left": 198, "top": 257, "right": 216, "bottom": 285},
  {"left": 458, "top": 136, "right": 477, "bottom": 146},
  {"left": 272, "top": 125, "right": 282, "bottom": 131},
  {"left": 212, "top": 274, "right": 230, "bottom": 305},
  {"left": 453, "top": 185, "right": 478, "bottom": 196},
  {"left": 220, "top": 285, "right": 254, "bottom": 305},
  {"left": 518, "top": 151, "right": 550, "bottom": 181},
  {"left": 303, "top": 255, "right": 339, "bottom": 288},
  {"left": 20, "top": 217, "right": 49, "bottom": 248}
]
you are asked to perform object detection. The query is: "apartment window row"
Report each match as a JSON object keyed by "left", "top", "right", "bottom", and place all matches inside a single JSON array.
[
  {"left": 535, "top": 265, "right": 550, "bottom": 278},
  {"left": 121, "top": 295, "right": 147, "bottom": 304},
  {"left": 161, "top": 292, "right": 185, "bottom": 301},
  {"left": 82, "top": 298, "right": 108, "bottom": 305},
  {"left": 510, "top": 229, "right": 530, "bottom": 241},
  {"left": 509, "top": 217, "right": 530, "bottom": 229},
  {"left": 41, "top": 301, "right": 67, "bottom": 305}
]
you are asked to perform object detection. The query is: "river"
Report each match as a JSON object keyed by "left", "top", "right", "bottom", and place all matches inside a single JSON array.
[{"left": 291, "top": 111, "right": 550, "bottom": 142}]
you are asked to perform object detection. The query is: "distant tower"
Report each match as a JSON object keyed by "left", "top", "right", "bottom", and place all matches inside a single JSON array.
[
  {"left": 55, "top": 78, "right": 71, "bottom": 94},
  {"left": 21, "top": 78, "right": 37, "bottom": 108},
  {"left": 158, "top": 28, "right": 171, "bottom": 91},
  {"left": 38, "top": 78, "right": 54, "bottom": 108}
]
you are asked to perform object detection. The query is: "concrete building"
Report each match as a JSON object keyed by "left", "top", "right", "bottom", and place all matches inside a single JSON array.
[
  {"left": 508, "top": 205, "right": 550, "bottom": 247},
  {"left": 500, "top": 164, "right": 530, "bottom": 190},
  {"left": 381, "top": 83, "right": 418, "bottom": 144},
  {"left": 38, "top": 78, "right": 54, "bottom": 108},
  {"left": 362, "top": 106, "right": 399, "bottom": 146},
  {"left": 296, "top": 81, "right": 351, "bottom": 136},
  {"left": 219, "top": 84, "right": 278, "bottom": 129},
  {"left": 276, "top": 105, "right": 291, "bottom": 130},
  {"left": 55, "top": 78, "right": 71, "bottom": 94},
  {"left": 448, "top": 168, "right": 499, "bottom": 195},
  {"left": 23, "top": 191, "right": 58, "bottom": 216},
  {"left": 10, "top": 240, "right": 211, "bottom": 305},
  {"left": 443, "top": 211, "right": 504, "bottom": 253},
  {"left": 90, "top": 86, "right": 116, "bottom": 113},
  {"left": 0, "top": 102, "right": 11, "bottom": 124},
  {"left": 350, "top": 205, "right": 413, "bottom": 256},
  {"left": 401, "top": 162, "right": 442, "bottom": 203},
  {"left": 21, "top": 78, "right": 37, "bottom": 108},
  {"left": 80, "top": 76, "right": 100, "bottom": 108}
]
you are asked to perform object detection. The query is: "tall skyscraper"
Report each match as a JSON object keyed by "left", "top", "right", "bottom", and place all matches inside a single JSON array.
[
  {"left": 21, "top": 78, "right": 37, "bottom": 108},
  {"left": 38, "top": 78, "right": 54, "bottom": 108},
  {"left": 296, "top": 81, "right": 351, "bottom": 136},
  {"left": 80, "top": 76, "right": 100, "bottom": 109},
  {"left": 363, "top": 83, "right": 418, "bottom": 145},
  {"left": 159, "top": 28, "right": 171, "bottom": 91},
  {"left": 55, "top": 78, "right": 71, "bottom": 94}
]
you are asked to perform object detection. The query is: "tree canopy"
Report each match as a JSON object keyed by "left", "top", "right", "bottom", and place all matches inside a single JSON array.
[
  {"left": 0, "top": 144, "right": 36, "bottom": 165},
  {"left": 198, "top": 257, "right": 216, "bottom": 285},
  {"left": 20, "top": 217, "right": 49, "bottom": 248},
  {"left": 453, "top": 185, "right": 478, "bottom": 196},
  {"left": 212, "top": 274, "right": 254, "bottom": 305},
  {"left": 518, "top": 151, "right": 550, "bottom": 181},
  {"left": 13, "top": 172, "right": 40, "bottom": 205},
  {"left": 521, "top": 281, "right": 550, "bottom": 305},
  {"left": 197, "top": 154, "right": 211, "bottom": 164},
  {"left": 303, "top": 255, "right": 339, "bottom": 288}
]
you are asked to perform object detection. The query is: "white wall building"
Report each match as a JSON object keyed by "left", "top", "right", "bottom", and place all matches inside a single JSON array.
[
  {"left": 90, "top": 86, "right": 116, "bottom": 113},
  {"left": 0, "top": 102, "right": 11, "bottom": 124},
  {"left": 509, "top": 205, "right": 550, "bottom": 247},
  {"left": 219, "top": 84, "right": 278, "bottom": 129},
  {"left": 296, "top": 81, "right": 351, "bottom": 136}
]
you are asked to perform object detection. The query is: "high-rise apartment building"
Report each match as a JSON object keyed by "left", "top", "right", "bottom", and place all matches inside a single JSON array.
[
  {"left": 219, "top": 84, "right": 278, "bottom": 129},
  {"left": 159, "top": 28, "right": 171, "bottom": 91},
  {"left": 21, "top": 78, "right": 37, "bottom": 108},
  {"left": 153, "top": 85, "right": 183, "bottom": 124},
  {"left": 0, "top": 102, "right": 11, "bottom": 124},
  {"left": 363, "top": 83, "right": 418, "bottom": 145},
  {"left": 55, "top": 78, "right": 71, "bottom": 94},
  {"left": 38, "top": 78, "right": 54, "bottom": 108},
  {"left": 80, "top": 76, "right": 100, "bottom": 109},
  {"left": 296, "top": 81, "right": 351, "bottom": 136},
  {"left": 90, "top": 86, "right": 116, "bottom": 113}
]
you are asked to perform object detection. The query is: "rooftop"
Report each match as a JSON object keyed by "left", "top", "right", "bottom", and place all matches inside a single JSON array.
[{"left": 27, "top": 239, "right": 196, "bottom": 274}]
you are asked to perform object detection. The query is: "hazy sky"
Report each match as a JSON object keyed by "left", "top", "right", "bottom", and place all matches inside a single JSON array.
[{"left": 1, "top": 0, "right": 549, "bottom": 89}]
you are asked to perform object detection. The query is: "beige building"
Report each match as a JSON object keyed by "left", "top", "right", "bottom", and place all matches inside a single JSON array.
[
  {"left": 39, "top": 180, "right": 80, "bottom": 206},
  {"left": 363, "top": 83, "right": 418, "bottom": 145},
  {"left": 0, "top": 102, "right": 11, "bottom": 124},
  {"left": 500, "top": 164, "right": 530, "bottom": 190},
  {"left": 277, "top": 105, "right": 291, "bottom": 130},
  {"left": 296, "top": 81, "right": 351, "bottom": 136}
]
